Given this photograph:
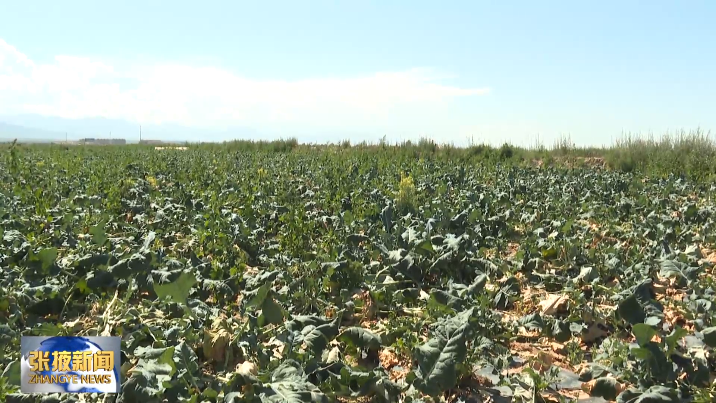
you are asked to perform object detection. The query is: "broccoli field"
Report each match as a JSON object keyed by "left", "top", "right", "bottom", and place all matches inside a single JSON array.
[{"left": 2, "top": 143, "right": 716, "bottom": 403}]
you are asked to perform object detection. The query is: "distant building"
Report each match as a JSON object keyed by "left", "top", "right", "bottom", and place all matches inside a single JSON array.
[
  {"left": 155, "top": 146, "right": 188, "bottom": 150},
  {"left": 51, "top": 141, "right": 81, "bottom": 145},
  {"left": 79, "top": 138, "right": 126, "bottom": 145}
]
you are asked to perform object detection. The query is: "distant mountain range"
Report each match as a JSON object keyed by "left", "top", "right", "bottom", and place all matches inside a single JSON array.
[
  {"left": 0, "top": 114, "right": 390, "bottom": 145},
  {"left": 0, "top": 122, "right": 69, "bottom": 143},
  {"left": 0, "top": 115, "right": 260, "bottom": 143}
]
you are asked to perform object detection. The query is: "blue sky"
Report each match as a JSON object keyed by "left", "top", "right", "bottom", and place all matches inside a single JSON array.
[{"left": 0, "top": 1, "right": 714, "bottom": 145}]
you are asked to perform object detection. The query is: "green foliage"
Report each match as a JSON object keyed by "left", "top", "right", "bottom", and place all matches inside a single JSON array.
[
  {"left": 153, "top": 271, "right": 198, "bottom": 307},
  {"left": 499, "top": 142, "right": 514, "bottom": 160},
  {"left": 701, "top": 327, "right": 716, "bottom": 348},
  {"left": 604, "top": 129, "right": 716, "bottom": 180},
  {"left": 410, "top": 309, "right": 474, "bottom": 396},
  {"left": 337, "top": 327, "right": 382, "bottom": 352},
  {"left": 0, "top": 361, "right": 20, "bottom": 399},
  {"left": 589, "top": 376, "right": 623, "bottom": 400},
  {"left": 396, "top": 172, "right": 416, "bottom": 212},
  {"left": 1, "top": 139, "right": 716, "bottom": 403}
]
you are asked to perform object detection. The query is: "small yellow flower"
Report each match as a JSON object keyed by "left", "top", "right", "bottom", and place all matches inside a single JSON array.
[{"left": 397, "top": 172, "right": 416, "bottom": 209}]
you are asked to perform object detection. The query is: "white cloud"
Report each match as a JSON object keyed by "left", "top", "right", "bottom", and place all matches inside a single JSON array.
[{"left": 0, "top": 38, "right": 489, "bottom": 134}]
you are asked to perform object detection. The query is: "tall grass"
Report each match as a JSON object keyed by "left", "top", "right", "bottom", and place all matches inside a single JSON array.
[
  {"left": 605, "top": 129, "right": 715, "bottom": 180},
  {"left": 11, "top": 129, "right": 715, "bottom": 180}
]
